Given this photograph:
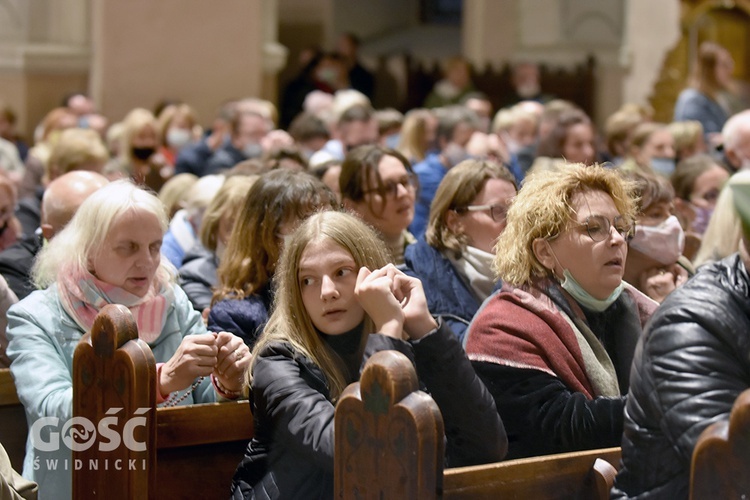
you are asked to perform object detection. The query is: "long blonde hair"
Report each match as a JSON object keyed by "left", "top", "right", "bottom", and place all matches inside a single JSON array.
[{"left": 248, "top": 211, "right": 390, "bottom": 401}]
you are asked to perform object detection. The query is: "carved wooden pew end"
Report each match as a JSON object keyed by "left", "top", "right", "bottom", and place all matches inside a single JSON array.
[
  {"left": 73, "top": 304, "right": 156, "bottom": 499},
  {"left": 72, "top": 304, "right": 254, "bottom": 500},
  {"left": 333, "top": 349, "right": 622, "bottom": 500},
  {"left": 335, "top": 350, "right": 445, "bottom": 498}
]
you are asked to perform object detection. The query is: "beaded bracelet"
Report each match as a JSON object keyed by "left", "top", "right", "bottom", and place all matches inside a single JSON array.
[
  {"left": 160, "top": 376, "right": 205, "bottom": 407},
  {"left": 211, "top": 374, "right": 242, "bottom": 399}
]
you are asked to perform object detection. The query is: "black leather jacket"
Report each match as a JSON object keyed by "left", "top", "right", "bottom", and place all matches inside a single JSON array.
[
  {"left": 612, "top": 254, "right": 750, "bottom": 499},
  {"left": 230, "top": 321, "right": 507, "bottom": 499}
]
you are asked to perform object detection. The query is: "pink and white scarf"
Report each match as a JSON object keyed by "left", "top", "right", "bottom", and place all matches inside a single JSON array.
[{"left": 58, "top": 267, "right": 174, "bottom": 343}]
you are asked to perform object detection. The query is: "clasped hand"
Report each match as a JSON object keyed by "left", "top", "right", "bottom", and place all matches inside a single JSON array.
[
  {"left": 640, "top": 264, "right": 688, "bottom": 303},
  {"left": 160, "top": 331, "right": 250, "bottom": 396},
  {"left": 354, "top": 264, "right": 437, "bottom": 340}
]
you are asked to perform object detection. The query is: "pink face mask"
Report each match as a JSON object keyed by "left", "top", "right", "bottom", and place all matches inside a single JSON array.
[{"left": 629, "top": 215, "right": 685, "bottom": 265}]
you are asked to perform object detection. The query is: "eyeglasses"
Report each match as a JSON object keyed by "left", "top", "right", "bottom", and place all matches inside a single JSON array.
[
  {"left": 577, "top": 215, "right": 635, "bottom": 242},
  {"left": 364, "top": 174, "right": 418, "bottom": 199},
  {"left": 458, "top": 204, "right": 509, "bottom": 223}
]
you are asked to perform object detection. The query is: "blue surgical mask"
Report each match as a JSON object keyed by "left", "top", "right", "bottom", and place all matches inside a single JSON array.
[
  {"left": 383, "top": 133, "right": 400, "bottom": 150},
  {"left": 546, "top": 240, "right": 625, "bottom": 312},
  {"left": 242, "top": 142, "right": 263, "bottom": 159},
  {"left": 559, "top": 269, "right": 625, "bottom": 312},
  {"left": 650, "top": 157, "right": 676, "bottom": 177}
]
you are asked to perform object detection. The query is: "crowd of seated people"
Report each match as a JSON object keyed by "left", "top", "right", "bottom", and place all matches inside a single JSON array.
[{"left": 1, "top": 38, "right": 749, "bottom": 499}]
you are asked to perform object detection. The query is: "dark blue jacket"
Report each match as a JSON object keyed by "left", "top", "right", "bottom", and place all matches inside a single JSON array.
[
  {"left": 409, "top": 153, "right": 447, "bottom": 238},
  {"left": 205, "top": 142, "right": 247, "bottom": 175},
  {"left": 207, "top": 283, "right": 273, "bottom": 348},
  {"left": 174, "top": 137, "right": 215, "bottom": 177},
  {"left": 403, "top": 239, "right": 499, "bottom": 342}
]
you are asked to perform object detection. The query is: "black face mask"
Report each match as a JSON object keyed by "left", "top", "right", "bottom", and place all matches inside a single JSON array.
[{"left": 131, "top": 146, "right": 155, "bottom": 161}]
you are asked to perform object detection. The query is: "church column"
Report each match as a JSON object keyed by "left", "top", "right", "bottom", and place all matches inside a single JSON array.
[
  {"left": 0, "top": 0, "right": 90, "bottom": 138},
  {"left": 90, "top": 0, "right": 266, "bottom": 127}
]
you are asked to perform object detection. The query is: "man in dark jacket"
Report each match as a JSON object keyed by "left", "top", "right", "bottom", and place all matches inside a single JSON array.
[
  {"left": 204, "top": 111, "right": 270, "bottom": 175},
  {"left": 612, "top": 171, "right": 750, "bottom": 498}
]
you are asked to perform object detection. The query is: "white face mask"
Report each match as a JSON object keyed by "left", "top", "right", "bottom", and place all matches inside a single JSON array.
[
  {"left": 516, "top": 82, "right": 541, "bottom": 99},
  {"left": 629, "top": 215, "right": 685, "bottom": 265},
  {"left": 650, "top": 157, "right": 676, "bottom": 177},
  {"left": 242, "top": 142, "right": 263, "bottom": 159},
  {"left": 166, "top": 128, "right": 192, "bottom": 149},
  {"left": 501, "top": 131, "right": 521, "bottom": 156},
  {"left": 545, "top": 241, "right": 624, "bottom": 312}
]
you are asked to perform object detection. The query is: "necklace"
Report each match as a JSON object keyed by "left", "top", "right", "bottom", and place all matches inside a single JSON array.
[{"left": 160, "top": 376, "right": 205, "bottom": 407}]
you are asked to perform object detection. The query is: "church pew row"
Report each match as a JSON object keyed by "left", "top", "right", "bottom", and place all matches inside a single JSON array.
[
  {"left": 11, "top": 303, "right": 749, "bottom": 498},
  {"left": 333, "top": 349, "right": 620, "bottom": 500},
  {"left": 71, "top": 304, "right": 253, "bottom": 499}
]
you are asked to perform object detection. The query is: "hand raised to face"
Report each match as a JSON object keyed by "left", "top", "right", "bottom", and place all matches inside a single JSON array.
[
  {"left": 355, "top": 265, "right": 405, "bottom": 339},
  {"left": 355, "top": 264, "right": 437, "bottom": 340}
]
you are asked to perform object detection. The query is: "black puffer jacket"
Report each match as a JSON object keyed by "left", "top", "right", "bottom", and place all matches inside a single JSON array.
[
  {"left": 230, "top": 321, "right": 507, "bottom": 500},
  {"left": 612, "top": 254, "right": 750, "bottom": 499}
]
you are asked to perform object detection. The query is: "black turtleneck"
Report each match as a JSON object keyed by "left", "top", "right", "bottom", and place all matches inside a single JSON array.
[{"left": 318, "top": 321, "right": 366, "bottom": 384}]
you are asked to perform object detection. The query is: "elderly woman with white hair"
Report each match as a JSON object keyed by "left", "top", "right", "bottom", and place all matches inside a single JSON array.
[{"left": 6, "top": 180, "right": 250, "bottom": 499}]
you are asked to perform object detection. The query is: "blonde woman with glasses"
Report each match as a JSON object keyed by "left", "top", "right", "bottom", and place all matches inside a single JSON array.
[{"left": 464, "top": 164, "right": 657, "bottom": 459}]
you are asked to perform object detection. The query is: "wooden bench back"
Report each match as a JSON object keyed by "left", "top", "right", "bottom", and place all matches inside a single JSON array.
[
  {"left": 443, "top": 447, "right": 620, "bottom": 500},
  {"left": 691, "top": 387, "right": 750, "bottom": 499},
  {"left": 155, "top": 400, "right": 252, "bottom": 499},
  {"left": 71, "top": 304, "right": 254, "bottom": 500},
  {"left": 334, "top": 350, "right": 444, "bottom": 498},
  {"left": 333, "top": 350, "right": 620, "bottom": 500},
  {"left": 72, "top": 303, "right": 156, "bottom": 499}
]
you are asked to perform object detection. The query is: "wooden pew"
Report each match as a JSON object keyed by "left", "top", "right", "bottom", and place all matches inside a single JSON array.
[
  {"left": 335, "top": 350, "right": 445, "bottom": 497},
  {"left": 690, "top": 387, "right": 750, "bottom": 499},
  {"left": 73, "top": 303, "right": 155, "bottom": 498},
  {"left": 0, "top": 367, "right": 26, "bottom": 473},
  {"left": 72, "top": 304, "right": 253, "bottom": 500},
  {"left": 443, "top": 448, "right": 620, "bottom": 500},
  {"left": 155, "top": 400, "right": 252, "bottom": 499},
  {"left": 334, "top": 350, "right": 620, "bottom": 499}
]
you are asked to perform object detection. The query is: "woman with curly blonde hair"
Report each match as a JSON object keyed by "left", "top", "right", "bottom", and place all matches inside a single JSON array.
[{"left": 464, "top": 163, "right": 657, "bottom": 459}]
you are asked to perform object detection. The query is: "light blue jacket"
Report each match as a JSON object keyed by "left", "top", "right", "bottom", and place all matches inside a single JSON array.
[
  {"left": 673, "top": 88, "right": 728, "bottom": 136},
  {"left": 6, "top": 283, "right": 216, "bottom": 500}
]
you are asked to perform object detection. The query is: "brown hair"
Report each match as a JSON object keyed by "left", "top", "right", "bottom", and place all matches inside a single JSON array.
[
  {"left": 339, "top": 145, "right": 415, "bottom": 217},
  {"left": 426, "top": 160, "right": 516, "bottom": 258},
  {"left": 212, "top": 170, "right": 338, "bottom": 303}
]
